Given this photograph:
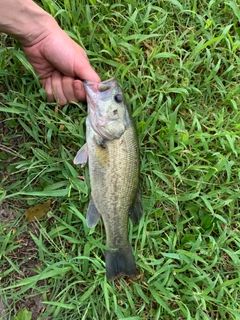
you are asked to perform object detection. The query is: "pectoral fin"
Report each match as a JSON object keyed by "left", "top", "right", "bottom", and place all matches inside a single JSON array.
[
  {"left": 86, "top": 197, "right": 101, "bottom": 228},
  {"left": 73, "top": 143, "right": 88, "bottom": 167},
  {"left": 129, "top": 188, "right": 143, "bottom": 224}
]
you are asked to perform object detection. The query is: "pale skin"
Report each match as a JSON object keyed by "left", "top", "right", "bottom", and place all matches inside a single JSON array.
[{"left": 0, "top": 0, "right": 100, "bottom": 105}]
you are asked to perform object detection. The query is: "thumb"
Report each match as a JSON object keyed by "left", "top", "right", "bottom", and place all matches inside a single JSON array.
[{"left": 74, "top": 55, "right": 101, "bottom": 83}]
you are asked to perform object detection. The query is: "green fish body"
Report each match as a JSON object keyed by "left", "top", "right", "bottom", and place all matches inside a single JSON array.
[{"left": 74, "top": 78, "right": 142, "bottom": 280}]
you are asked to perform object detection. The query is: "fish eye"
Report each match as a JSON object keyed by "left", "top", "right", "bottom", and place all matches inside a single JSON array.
[{"left": 114, "top": 94, "right": 123, "bottom": 103}]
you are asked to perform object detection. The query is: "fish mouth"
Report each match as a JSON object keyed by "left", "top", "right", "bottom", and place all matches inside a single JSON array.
[
  {"left": 83, "top": 78, "right": 118, "bottom": 105},
  {"left": 84, "top": 77, "right": 117, "bottom": 88},
  {"left": 98, "top": 78, "right": 118, "bottom": 92}
]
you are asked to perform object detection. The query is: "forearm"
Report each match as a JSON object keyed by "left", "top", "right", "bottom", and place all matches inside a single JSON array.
[{"left": 0, "top": 0, "right": 58, "bottom": 45}]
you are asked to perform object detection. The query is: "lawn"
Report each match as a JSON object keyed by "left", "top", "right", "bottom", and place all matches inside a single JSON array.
[{"left": 1, "top": 0, "right": 240, "bottom": 319}]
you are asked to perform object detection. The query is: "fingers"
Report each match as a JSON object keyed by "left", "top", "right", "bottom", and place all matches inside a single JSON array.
[
  {"left": 62, "top": 77, "right": 79, "bottom": 102},
  {"left": 43, "top": 71, "right": 86, "bottom": 105},
  {"left": 44, "top": 77, "right": 55, "bottom": 102},
  {"left": 73, "top": 80, "right": 85, "bottom": 101},
  {"left": 51, "top": 70, "right": 67, "bottom": 105}
]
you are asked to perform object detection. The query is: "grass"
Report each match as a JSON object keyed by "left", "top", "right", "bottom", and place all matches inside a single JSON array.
[{"left": 1, "top": 0, "right": 240, "bottom": 319}]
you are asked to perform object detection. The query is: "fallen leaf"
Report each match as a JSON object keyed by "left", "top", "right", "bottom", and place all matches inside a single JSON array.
[
  {"left": 11, "top": 307, "right": 32, "bottom": 320},
  {"left": 25, "top": 200, "right": 51, "bottom": 222},
  {"left": 77, "top": 175, "right": 86, "bottom": 181}
]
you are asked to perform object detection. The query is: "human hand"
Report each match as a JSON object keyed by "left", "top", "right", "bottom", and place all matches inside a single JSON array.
[
  {"left": 0, "top": 0, "right": 100, "bottom": 105},
  {"left": 23, "top": 28, "right": 100, "bottom": 105}
]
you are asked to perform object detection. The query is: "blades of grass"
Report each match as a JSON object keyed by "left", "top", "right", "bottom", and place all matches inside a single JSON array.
[
  {"left": 225, "top": 133, "right": 238, "bottom": 156},
  {"left": 1, "top": 1, "right": 240, "bottom": 319},
  {"left": 8, "top": 49, "right": 37, "bottom": 80},
  {"left": 164, "top": 0, "right": 183, "bottom": 10},
  {"left": 102, "top": 277, "right": 111, "bottom": 314},
  {"left": 43, "top": 300, "right": 76, "bottom": 310},
  {"left": 150, "top": 52, "right": 179, "bottom": 59},
  {"left": 148, "top": 287, "right": 173, "bottom": 314},
  {"left": 0, "top": 106, "right": 26, "bottom": 114},
  {"left": 195, "top": 35, "right": 225, "bottom": 54},
  {"left": 226, "top": 1, "right": 240, "bottom": 22},
  {"left": 79, "top": 283, "right": 96, "bottom": 304},
  {"left": 119, "top": 317, "right": 140, "bottom": 320},
  {"left": 3, "top": 255, "right": 23, "bottom": 276},
  {"left": 122, "top": 9, "right": 138, "bottom": 36},
  {"left": 5, "top": 266, "right": 72, "bottom": 290},
  {"left": 11, "top": 189, "right": 68, "bottom": 198}
]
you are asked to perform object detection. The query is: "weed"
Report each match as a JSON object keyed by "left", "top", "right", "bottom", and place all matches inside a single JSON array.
[{"left": 1, "top": 0, "right": 240, "bottom": 319}]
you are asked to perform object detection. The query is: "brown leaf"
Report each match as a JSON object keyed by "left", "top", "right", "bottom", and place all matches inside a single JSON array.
[
  {"left": 77, "top": 175, "right": 86, "bottom": 181},
  {"left": 25, "top": 200, "right": 51, "bottom": 222}
]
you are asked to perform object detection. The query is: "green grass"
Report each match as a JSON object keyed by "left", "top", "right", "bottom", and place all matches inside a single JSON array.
[{"left": 1, "top": 0, "right": 240, "bottom": 319}]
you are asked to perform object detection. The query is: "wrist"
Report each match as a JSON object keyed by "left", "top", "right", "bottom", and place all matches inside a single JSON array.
[{"left": 0, "top": 0, "right": 59, "bottom": 46}]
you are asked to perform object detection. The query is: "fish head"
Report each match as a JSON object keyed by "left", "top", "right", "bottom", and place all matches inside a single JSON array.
[{"left": 84, "top": 78, "right": 129, "bottom": 140}]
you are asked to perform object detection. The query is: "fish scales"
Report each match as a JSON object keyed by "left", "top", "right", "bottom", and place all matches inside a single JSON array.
[
  {"left": 89, "top": 125, "right": 139, "bottom": 250},
  {"left": 74, "top": 78, "right": 143, "bottom": 281}
]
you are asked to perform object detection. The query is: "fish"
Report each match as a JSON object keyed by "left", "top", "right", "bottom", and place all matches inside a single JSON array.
[{"left": 74, "top": 78, "right": 142, "bottom": 281}]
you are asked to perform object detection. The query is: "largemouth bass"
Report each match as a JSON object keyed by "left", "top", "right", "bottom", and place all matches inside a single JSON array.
[{"left": 74, "top": 78, "right": 142, "bottom": 281}]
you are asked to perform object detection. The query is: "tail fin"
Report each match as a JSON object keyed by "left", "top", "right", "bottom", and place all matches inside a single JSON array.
[{"left": 105, "top": 244, "right": 137, "bottom": 281}]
